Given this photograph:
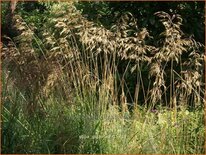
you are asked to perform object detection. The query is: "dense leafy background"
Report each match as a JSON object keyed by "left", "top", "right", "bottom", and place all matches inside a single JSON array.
[
  {"left": 75, "top": 1, "right": 205, "bottom": 44},
  {"left": 2, "top": 1, "right": 205, "bottom": 43}
]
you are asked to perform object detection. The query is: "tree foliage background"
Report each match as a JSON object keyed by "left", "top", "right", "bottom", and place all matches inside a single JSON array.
[{"left": 2, "top": 1, "right": 205, "bottom": 43}]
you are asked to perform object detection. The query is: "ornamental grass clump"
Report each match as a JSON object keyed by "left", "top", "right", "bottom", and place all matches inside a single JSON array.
[{"left": 1, "top": 1, "right": 205, "bottom": 154}]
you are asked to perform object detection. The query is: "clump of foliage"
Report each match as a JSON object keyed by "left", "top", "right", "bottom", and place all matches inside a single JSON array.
[{"left": 1, "top": 1, "right": 205, "bottom": 154}]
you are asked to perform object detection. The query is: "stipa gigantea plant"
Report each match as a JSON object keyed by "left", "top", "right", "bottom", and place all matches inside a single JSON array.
[
  {"left": 79, "top": 11, "right": 157, "bottom": 110},
  {"left": 2, "top": 1, "right": 113, "bottom": 119},
  {"left": 149, "top": 11, "right": 204, "bottom": 109},
  {"left": 43, "top": 2, "right": 119, "bottom": 111},
  {"left": 2, "top": 13, "right": 67, "bottom": 117},
  {"left": 39, "top": 3, "right": 116, "bottom": 132},
  {"left": 177, "top": 39, "right": 204, "bottom": 108},
  {"left": 4, "top": 2, "right": 204, "bottom": 113},
  {"left": 42, "top": 2, "right": 92, "bottom": 95},
  {"left": 2, "top": 14, "right": 46, "bottom": 116},
  {"left": 111, "top": 12, "right": 154, "bottom": 108},
  {"left": 2, "top": 2, "right": 204, "bottom": 114}
]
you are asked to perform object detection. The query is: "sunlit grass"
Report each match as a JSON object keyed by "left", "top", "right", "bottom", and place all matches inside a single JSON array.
[{"left": 2, "top": 78, "right": 204, "bottom": 153}]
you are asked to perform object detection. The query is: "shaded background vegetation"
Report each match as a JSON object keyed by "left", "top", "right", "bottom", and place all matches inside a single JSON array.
[
  {"left": 77, "top": 1, "right": 205, "bottom": 44},
  {"left": 2, "top": 1, "right": 204, "bottom": 43}
]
